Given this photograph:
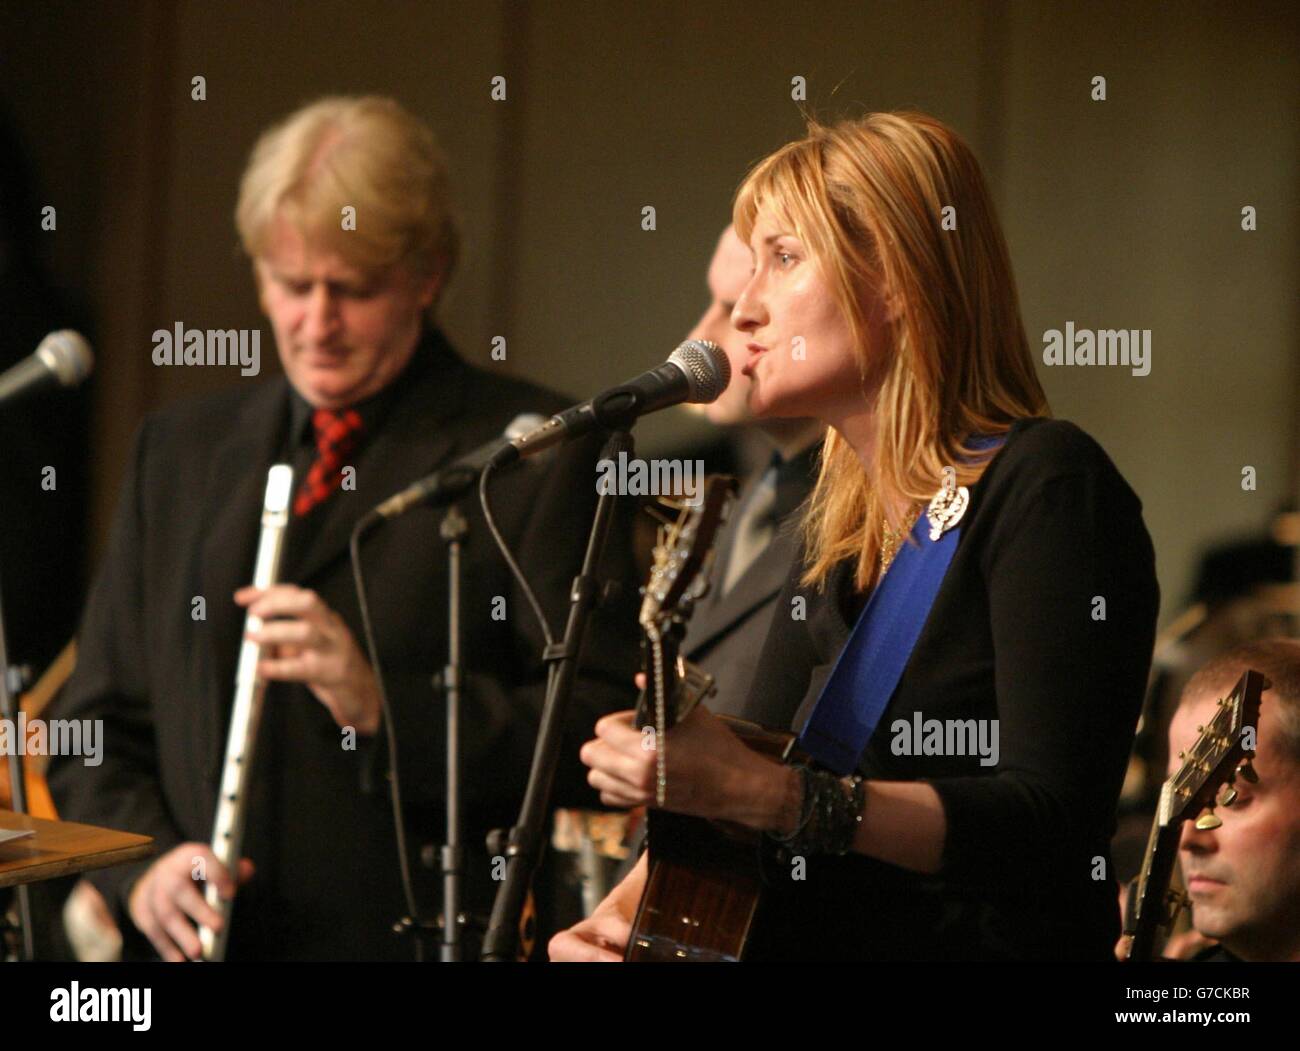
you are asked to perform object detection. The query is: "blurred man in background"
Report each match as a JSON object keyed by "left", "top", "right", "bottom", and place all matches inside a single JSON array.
[{"left": 46, "top": 96, "right": 638, "bottom": 961}]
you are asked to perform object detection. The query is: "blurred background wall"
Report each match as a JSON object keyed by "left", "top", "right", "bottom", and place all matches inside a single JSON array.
[{"left": 0, "top": 0, "right": 1296, "bottom": 652}]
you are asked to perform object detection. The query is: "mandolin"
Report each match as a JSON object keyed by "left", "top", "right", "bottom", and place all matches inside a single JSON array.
[{"left": 1122, "top": 668, "right": 1265, "bottom": 961}]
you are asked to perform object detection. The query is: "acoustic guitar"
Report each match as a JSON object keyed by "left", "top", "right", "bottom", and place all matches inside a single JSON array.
[{"left": 624, "top": 476, "right": 807, "bottom": 962}]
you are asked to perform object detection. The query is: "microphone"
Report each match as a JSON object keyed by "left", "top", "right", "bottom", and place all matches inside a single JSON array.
[
  {"left": 0, "top": 330, "right": 94, "bottom": 408},
  {"left": 489, "top": 339, "right": 729, "bottom": 470},
  {"left": 373, "top": 413, "right": 547, "bottom": 519}
]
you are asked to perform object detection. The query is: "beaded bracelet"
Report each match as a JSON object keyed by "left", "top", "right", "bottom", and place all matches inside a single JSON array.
[{"left": 769, "top": 767, "right": 866, "bottom": 856}]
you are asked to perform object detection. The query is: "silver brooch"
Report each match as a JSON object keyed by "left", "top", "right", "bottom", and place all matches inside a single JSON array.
[{"left": 926, "top": 470, "right": 969, "bottom": 541}]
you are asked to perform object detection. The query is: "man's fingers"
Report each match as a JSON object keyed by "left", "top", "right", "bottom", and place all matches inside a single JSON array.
[
  {"left": 149, "top": 932, "right": 188, "bottom": 964},
  {"left": 242, "top": 585, "right": 333, "bottom": 624},
  {"left": 189, "top": 848, "right": 237, "bottom": 898},
  {"left": 257, "top": 653, "right": 321, "bottom": 682},
  {"left": 131, "top": 906, "right": 173, "bottom": 962},
  {"left": 158, "top": 905, "right": 203, "bottom": 961},
  {"left": 246, "top": 620, "right": 319, "bottom": 648},
  {"left": 175, "top": 875, "right": 225, "bottom": 931}
]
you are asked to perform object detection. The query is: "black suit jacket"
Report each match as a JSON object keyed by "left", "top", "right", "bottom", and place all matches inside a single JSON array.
[
  {"left": 684, "top": 444, "right": 819, "bottom": 719},
  {"left": 46, "top": 329, "right": 640, "bottom": 960}
]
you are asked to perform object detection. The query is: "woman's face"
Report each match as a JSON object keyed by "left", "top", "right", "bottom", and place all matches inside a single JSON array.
[{"left": 731, "top": 208, "right": 879, "bottom": 422}]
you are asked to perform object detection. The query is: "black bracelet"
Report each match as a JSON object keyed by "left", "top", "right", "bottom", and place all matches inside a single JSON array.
[{"left": 768, "top": 768, "right": 865, "bottom": 856}]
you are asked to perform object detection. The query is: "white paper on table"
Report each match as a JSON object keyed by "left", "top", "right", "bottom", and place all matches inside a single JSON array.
[{"left": 0, "top": 827, "right": 36, "bottom": 845}]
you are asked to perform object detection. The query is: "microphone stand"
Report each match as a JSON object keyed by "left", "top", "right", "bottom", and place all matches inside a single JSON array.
[
  {"left": 436, "top": 503, "right": 468, "bottom": 961},
  {"left": 0, "top": 566, "right": 36, "bottom": 961},
  {"left": 480, "top": 429, "right": 632, "bottom": 962}
]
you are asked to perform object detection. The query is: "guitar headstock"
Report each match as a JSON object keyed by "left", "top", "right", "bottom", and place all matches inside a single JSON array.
[
  {"left": 634, "top": 476, "right": 736, "bottom": 767},
  {"left": 639, "top": 475, "right": 738, "bottom": 632},
  {"left": 1158, "top": 669, "right": 1265, "bottom": 829}
]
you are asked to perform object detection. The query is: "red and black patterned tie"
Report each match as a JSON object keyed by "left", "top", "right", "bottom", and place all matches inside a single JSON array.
[{"left": 293, "top": 407, "right": 364, "bottom": 517}]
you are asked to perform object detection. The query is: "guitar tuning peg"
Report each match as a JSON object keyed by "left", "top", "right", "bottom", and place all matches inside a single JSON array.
[
  {"left": 1216, "top": 783, "right": 1238, "bottom": 808},
  {"left": 1194, "top": 807, "right": 1223, "bottom": 831},
  {"left": 1237, "top": 760, "right": 1259, "bottom": 784}
]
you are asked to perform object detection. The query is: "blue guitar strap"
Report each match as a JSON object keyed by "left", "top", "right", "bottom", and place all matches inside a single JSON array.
[{"left": 796, "top": 436, "right": 1004, "bottom": 775}]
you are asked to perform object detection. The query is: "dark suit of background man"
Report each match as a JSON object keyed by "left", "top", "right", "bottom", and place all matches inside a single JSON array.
[
  {"left": 46, "top": 95, "right": 639, "bottom": 961},
  {"left": 679, "top": 226, "right": 822, "bottom": 718}
]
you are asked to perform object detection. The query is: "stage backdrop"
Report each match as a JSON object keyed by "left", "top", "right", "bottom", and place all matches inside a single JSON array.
[{"left": 1, "top": 0, "right": 1296, "bottom": 623}]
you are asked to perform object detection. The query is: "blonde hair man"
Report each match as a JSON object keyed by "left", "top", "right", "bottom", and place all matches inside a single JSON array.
[{"left": 48, "top": 96, "right": 639, "bottom": 961}]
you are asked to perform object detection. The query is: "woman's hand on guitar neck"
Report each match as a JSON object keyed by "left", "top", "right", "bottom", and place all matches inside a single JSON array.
[
  {"left": 548, "top": 853, "right": 646, "bottom": 962},
  {"left": 580, "top": 706, "right": 800, "bottom": 833}
]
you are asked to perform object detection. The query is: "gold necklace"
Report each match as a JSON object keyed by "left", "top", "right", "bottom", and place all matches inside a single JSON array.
[{"left": 879, "top": 505, "right": 922, "bottom": 573}]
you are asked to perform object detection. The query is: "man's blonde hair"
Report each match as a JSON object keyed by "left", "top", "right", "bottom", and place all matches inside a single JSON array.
[
  {"left": 734, "top": 112, "right": 1048, "bottom": 591},
  {"left": 235, "top": 96, "right": 458, "bottom": 296}
]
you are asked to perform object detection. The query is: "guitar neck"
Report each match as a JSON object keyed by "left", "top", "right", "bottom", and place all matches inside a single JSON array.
[{"left": 1127, "top": 802, "right": 1183, "bottom": 961}]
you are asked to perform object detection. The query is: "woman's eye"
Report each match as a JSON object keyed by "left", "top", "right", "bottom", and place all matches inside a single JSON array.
[{"left": 777, "top": 251, "right": 795, "bottom": 267}]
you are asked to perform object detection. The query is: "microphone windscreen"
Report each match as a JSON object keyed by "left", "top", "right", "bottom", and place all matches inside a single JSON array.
[
  {"left": 669, "top": 339, "right": 730, "bottom": 403},
  {"left": 37, "top": 330, "right": 95, "bottom": 387}
]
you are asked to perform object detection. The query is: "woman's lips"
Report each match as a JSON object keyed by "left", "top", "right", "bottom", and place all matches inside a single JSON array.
[{"left": 742, "top": 343, "right": 768, "bottom": 377}]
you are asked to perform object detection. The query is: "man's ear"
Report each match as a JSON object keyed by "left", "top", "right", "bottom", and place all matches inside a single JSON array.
[{"left": 416, "top": 268, "right": 443, "bottom": 310}]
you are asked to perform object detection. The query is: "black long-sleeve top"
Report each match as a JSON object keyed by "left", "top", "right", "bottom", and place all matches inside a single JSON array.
[{"left": 742, "top": 417, "right": 1159, "bottom": 960}]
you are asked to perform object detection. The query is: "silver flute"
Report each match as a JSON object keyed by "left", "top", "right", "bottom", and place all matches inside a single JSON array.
[{"left": 199, "top": 464, "right": 293, "bottom": 962}]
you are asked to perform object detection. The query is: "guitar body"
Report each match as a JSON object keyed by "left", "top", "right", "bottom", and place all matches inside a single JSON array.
[{"left": 626, "top": 718, "right": 799, "bottom": 962}]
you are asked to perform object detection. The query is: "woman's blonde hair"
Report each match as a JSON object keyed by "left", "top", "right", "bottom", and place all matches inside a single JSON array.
[
  {"left": 733, "top": 112, "right": 1049, "bottom": 591},
  {"left": 235, "top": 96, "right": 458, "bottom": 297}
]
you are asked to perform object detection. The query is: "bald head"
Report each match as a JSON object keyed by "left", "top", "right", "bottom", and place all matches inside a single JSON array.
[{"left": 687, "top": 226, "right": 754, "bottom": 428}]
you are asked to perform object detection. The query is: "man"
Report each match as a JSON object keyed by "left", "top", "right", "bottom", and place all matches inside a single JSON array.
[
  {"left": 675, "top": 226, "right": 822, "bottom": 719},
  {"left": 46, "top": 96, "right": 638, "bottom": 961},
  {"left": 1163, "top": 637, "right": 1300, "bottom": 961}
]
